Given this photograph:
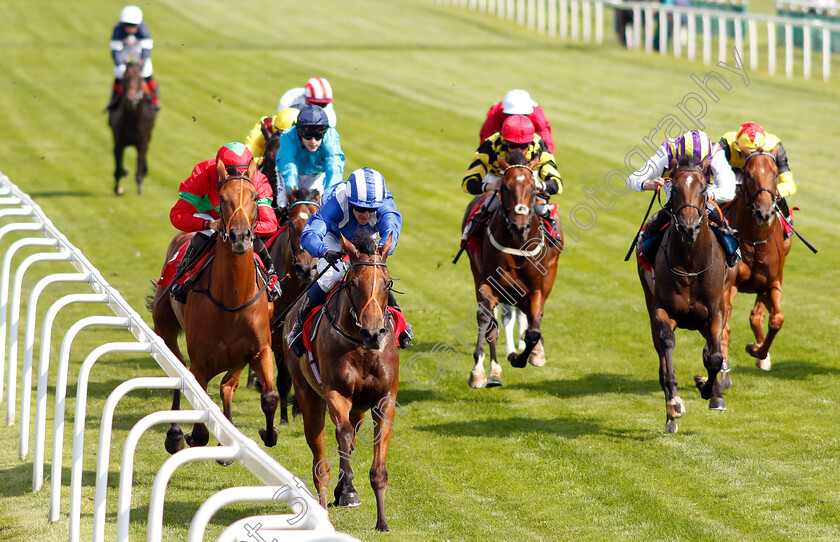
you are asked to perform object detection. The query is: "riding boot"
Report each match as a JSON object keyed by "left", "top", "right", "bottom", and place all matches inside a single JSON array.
[
  {"left": 286, "top": 289, "right": 324, "bottom": 357},
  {"left": 777, "top": 197, "right": 793, "bottom": 238},
  {"left": 535, "top": 201, "right": 560, "bottom": 238},
  {"left": 705, "top": 201, "right": 738, "bottom": 236},
  {"left": 106, "top": 80, "right": 123, "bottom": 111},
  {"left": 170, "top": 232, "right": 212, "bottom": 303},
  {"left": 460, "top": 195, "right": 497, "bottom": 244},
  {"left": 387, "top": 290, "right": 413, "bottom": 349},
  {"left": 145, "top": 76, "right": 161, "bottom": 110},
  {"left": 254, "top": 237, "right": 282, "bottom": 302},
  {"left": 638, "top": 208, "right": 671, "bottom": 262},
  {"left": 705, "top": 201, "right": 741, "bottom": 266}
]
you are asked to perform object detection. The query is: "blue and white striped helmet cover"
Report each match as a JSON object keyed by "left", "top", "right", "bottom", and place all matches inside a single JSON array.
[{"left": 347, "top": 168, "right": 387, "bottom": 208}]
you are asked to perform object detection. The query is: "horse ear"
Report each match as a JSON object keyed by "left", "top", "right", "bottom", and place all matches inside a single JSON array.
[
  {"left": 340, "top": 234, "right": 360, "bottom": 260},
  {"left": 669, "top": 158, "right": 679, "bottom": 172},
  {"left": 527, "top": 155, "right": 539, "bottom": 170},
  {"left": 700, "top": 155, "right": 710, "bottom": 173},
  {"left": 498, "top": 156, "right": 509, "bottom": 171},
  {"left": 379, "top": 233, "right": 394, "bottom": 261},
  {"left": 247, "top": 158, "right": 257, "bottom": 180},
  {"left": 216, "top": 158, "right": 227, "bottom": 184}
]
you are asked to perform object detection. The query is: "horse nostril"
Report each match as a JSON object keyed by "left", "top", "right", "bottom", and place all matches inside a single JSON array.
[
  {"left": 359, "top": 329, "right": 371, "bottom": 341},
  {"left": 378, "top": 327, "right": 387, "bottom": 338}
]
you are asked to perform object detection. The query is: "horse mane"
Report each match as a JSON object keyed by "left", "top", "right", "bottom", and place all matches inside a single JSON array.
[
  {"left": 506, "top": 149, "right": 529, "bottom": 166},
  {"left": 677, "top": 152, "right": 695, "bottom": 169},
  {"left": 291, "top": 188, "right": 320, "bottom": 202},
  {"left": 352, "top": 229, "right": 378, "bottom": 256}
]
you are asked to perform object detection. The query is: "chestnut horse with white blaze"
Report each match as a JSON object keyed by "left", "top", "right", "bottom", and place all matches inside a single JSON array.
[{"left": 151, "top": 160, "right": 279, "bottom": 456}]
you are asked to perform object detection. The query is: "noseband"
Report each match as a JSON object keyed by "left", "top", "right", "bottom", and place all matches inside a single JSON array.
[
  {"left": 497, "top": 164, "right": 537, "bottom": 230},
  {"left": 218, "top": 174, "right": 256, "bottom": 243},
  {"left": 740, "top": 151, "right": 778, "bottom": 214},
  {"left": 344, "top": 261, "right": 392, "bottom": 330}
]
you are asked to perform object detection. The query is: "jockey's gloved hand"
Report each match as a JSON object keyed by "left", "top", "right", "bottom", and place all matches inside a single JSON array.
[{"left": 324, "top": 250, "right": 344, "bottom": 266}]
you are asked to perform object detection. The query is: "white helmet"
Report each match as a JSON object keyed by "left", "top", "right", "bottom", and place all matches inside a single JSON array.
[
  {"left": 120, "top": 5, "right": 143, "bottom": 25},
  {"left": 502, "top": 89, "right": 537, "bottom": 115}
]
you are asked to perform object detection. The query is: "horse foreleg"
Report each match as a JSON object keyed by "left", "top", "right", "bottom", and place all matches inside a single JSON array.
[
  {"left": 154, "top": 298, "right": 187, "bottom": 454},
  {"left": 486, "top": 304, "right": 502, "bottom": 387},
  {"left": 498, "top": 304, "right": 516, "bottom": 356},
  {"left": 370, "top": 396, "right": 396, "bottom": 532},
  {"left": 469, "top": 297, "right": 495, "bottom": 388},
  {"left": 136, "top": 141, "right": 148, "bottom": 195},
  {"left": 251, "top": 348, "right": 279, "bottom": 447},
  {"left": 720, "top": 286, "right": 738, "bottom": 390},
  {"left": 296, "top": 382, "right": 328, "bottom": 507},
  {"left": 749, "top": 287, "right": 783, "bottom": 370},
  {"left": 185, "top": 371, "right": 211, "bottom": 448},
  {"left": 326, "top": 390, "right": 360, "bottom": 508},
  {"left": 746, "top": 293, "right": 772, "bottom": 370},
  {"left": 113, "top": 142, "right": 127, "bottom": 195},
  {"left": 653, "top": 308, "right": 682, "bottom": 433},
  {"left": 694, "top": 314, "right": 726, "bottom": 411},
  {"left": 510, "top": 294, "right": 544, "bottom": 369}
]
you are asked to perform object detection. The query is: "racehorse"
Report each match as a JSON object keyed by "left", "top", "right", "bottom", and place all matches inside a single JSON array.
[
  {"left": 636, "top": 155, "right": 736, "bottom": 433},
  {"left": 462, "top": 150, "right": 562, "bottom": 388},
  {"left": 282, "top": 231, "right": 400, "bottom": 532},
  {"left": 109, "top": 62, "right": 156, "bottom": 196},
  {"left": 721, "top": 150, "right": 791, "bottom": 374},
  {"left": 150, "top": 159, "right": 279, "bottom": 456},
  {"left": 258, "top": 122, "right": 282, "bottom": 206}
]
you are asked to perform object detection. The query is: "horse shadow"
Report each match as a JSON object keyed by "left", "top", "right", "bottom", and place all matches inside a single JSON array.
[
  {"left": 728, "top": 359, "right": 834, "bottom": 381},
  {"left": 506, "top": 372, "right": 654, "bottom": 398},
  {"left": 415, "top": 414, "right": 655, "bottom": 441}
]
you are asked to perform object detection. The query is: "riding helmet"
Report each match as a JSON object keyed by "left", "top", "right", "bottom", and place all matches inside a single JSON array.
[
  {"left": 502, "top": 89, "right": 537, "bottom": 115},
  {"left": 501, "top": 115, "right": 535, "bottom": 145},
  {"left": 304, "top": 78, "right": 334, "bottom": 104},
  {"left": 216, "top": 142, "right": 253, "bottom": 173},
  {"left": 347, "top": 168, "right": 387, "bottom": 209},
  {"left": 272, "top": 107, "right": 300, "bottom": 133},
  {"left": 736, "top": 122, "right": 767, "bottom": 152},
  {"left": 120, "top": 5, "right": 143, "bottom": 25},
  {"left": 296, "top": 105, "right": 329, "bottom": 128}
]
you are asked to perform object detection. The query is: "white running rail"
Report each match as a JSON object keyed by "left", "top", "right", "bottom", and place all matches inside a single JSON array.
[
  {"left": 438, "top": 0, "right": 840, "bottom": 81},
  {"left": 0, "top": 171, "right": 358, "bottom": 542}
]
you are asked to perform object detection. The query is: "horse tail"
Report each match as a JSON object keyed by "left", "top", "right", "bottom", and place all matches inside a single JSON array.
[{"left": 145, "top": 279, "right": 158, "bottom": 312}]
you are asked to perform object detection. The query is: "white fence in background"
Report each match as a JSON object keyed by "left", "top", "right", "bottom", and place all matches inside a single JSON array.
[
  {"left": 0, "top": 171, "right": 358, "bottom": 542},
  {"left": 438, "top": 0, "right": 840, "bottom": 81}
]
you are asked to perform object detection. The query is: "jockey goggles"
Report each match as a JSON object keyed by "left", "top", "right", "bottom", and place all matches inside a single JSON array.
[
  {"left": 299, "top": 127, "right": 326, "bottom": 141},
  {"left": 351, "top": 204, "right": 377, "bottom": 214}
]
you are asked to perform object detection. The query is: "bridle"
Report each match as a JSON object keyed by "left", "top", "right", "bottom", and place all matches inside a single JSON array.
[
  {"left": 497, "top": 164, "right": 537, "bottom": 232},
  {"left": 740, "top": 151, "right": 778, "bottom": 215},
  {"left": 287, "top": 200, "right": 320, "bottom": 269},
  {"left": 218, "top": 174, "right": 256, "bottom": 243},
  {"left": 325, "top": 261, "right": 393, "bottom": 344},
  {"left": 667, "top": 166, "right": 708, "bottom": 229}
]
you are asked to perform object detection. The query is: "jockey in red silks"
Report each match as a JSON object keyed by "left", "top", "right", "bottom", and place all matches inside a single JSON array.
[
  {"left": 479, "top": 89, "right": 555, "bottom": 154},
  {"left": 168, "top": 142, "right": 281, "bottom": 302}
]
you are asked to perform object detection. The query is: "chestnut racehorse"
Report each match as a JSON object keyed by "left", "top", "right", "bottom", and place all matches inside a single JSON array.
[
  {"left": 282, "top": 231, "right": 399, "bottom": 532},
  {"left": 637, "top": 156, "right": 736, "bottom": 433},
  {"left": 151, "top": 159, "right": 279, "bottom": 455},
  {"left": 722, "top": 150, "right": 791, "bottom": 375},
  {"left": 462, "top": 150, "right": 562, "bottom": 388},
  {"left": 109, "top": 62, "right": 156, "bottom": 196}
]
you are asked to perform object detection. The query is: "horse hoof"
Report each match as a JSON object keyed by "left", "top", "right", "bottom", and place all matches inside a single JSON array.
[
  {"left": 279, "top": 418, "right": 289, "bottom": 427},
  {"left": 115, "top": 186, "right": 125, "bottom": 196},
  {"left": 708, "top": 397, "right": 727, "bottom": 411},
  {"left": 508, "top": 352, "right": 526, "bottom": 368},
  {"left": 216, "top": 458, "right": 236, "bottom": 467},
  {"left": 755, "top": 353, "right": 772, "bottom": 372},
  {"left": 164, "top": 430, "right": 185, "bottom": 455},
  {"left": 666, "top": 397, "right": 685, "bottom": 419},
  {"left": 665, "top": 418, "right": 679, "bottom": 434},
  {"left": 375, "top": 521, "right": 390, "bottom": 532},
  {"left": 259, "top": 426, "right": 279, "bottom": 447},
  {"left": 336, "top": 491, "right": 361, "bottom": 508},
  {"left": 720, "top": 371, "right": 732, "bottom": 390},
  {"left": 469, "top": 370, "right": 487, "bottom": 389},
  {"left": 486, "top": 374, "right": 503, "bottom": 387},
  {"left": 721, "top": 359, "right": 731, "bottom": 373}
]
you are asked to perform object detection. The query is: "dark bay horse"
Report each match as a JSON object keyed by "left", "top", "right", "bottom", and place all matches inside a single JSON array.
[
  {"left": 150, "top": 159, "right": 279, "bottom": 455},
  {"left": 258, "top": 123, "right": 282, "bottom": 205},
  {"left": 722, "top": 150, "right": 791, "bottom": 374},
  {"left": 637, "top": 156, "right": 736, "bottom": 433},
  {"left": 109, "top": 62, "right": 156, "bottom": 195},
  {"left": 462, "top": 150, "right": 562, "bottom": 388},
  {"left": 282, "top": 232, "right": 400, "bottom": 532}
]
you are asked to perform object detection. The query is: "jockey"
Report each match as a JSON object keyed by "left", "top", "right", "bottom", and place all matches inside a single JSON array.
[
  {"left": 168, "top": 143, "right": 281, "bottom": 303},
  {"left": 108, "top": 5, "right": 160, "bottom": 110},
  {"left": 277, "top": 77, "right": 337, "bottom": 128},
  {"left": 273, "top": 104, "right": 345, "bottom": 214},
  {"left": 461, "top": 115, "right": 563, "bottom": 245},
  {"left": 719, "top": 122, "right": 797, "bottom": 237},
  {"left": 285, "top": 167, "right": 412, "bottom": 356},
  {"left": 628, "top": 130, "right": 740, "bottom": 266},
  {"left": 244, "top": 107, "right": 300, "bottom": 167},
  {"left": 479, "top": 89, "right": 555, "bottom": 153}
]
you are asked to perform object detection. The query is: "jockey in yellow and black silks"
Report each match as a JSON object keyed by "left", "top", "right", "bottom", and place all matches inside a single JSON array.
[{"left": 719, "top": 122, "right": 797, "bottom": 237}]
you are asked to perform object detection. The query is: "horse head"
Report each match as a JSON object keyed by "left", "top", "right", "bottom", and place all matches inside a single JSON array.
[
  {"left": 668, "top": 156, "right": 709, "bottom": 244},
  {"left": 217, "top": 159, "right": 259, "bottom": 255},
  {"left": 259, "top": 129, "right": 283, "bottom": 187},
  {"left": 121, "top": 62, "right": 146, "bottom": 109},
  {"left": 741, "top": 150, "right": 779, "bottom": 228},
  {"left": 287, "top": 189, "right": 321, "bottom": 282},
  {"left": 340, "top": 231, "right": 394, "bottom": 351},
  {"left": 498, "top": 150, "right": 540, "bottom": 244}
]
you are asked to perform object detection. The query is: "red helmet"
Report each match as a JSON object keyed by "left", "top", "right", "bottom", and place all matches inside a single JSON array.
[
  {"left": 304, "top": 77, "right": 334, "bottom": 104},
  {"left": 216, "top": 142, "right": 253, "bottom": 172},
  {"left": 501, "top": 115, "right": 535, "bottom": 145}
]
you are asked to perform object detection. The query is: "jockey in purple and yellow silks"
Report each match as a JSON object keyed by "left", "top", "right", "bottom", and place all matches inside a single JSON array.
[
  {"left": 627, "top": 130, "right": 741, "bottom": 267},
  {"left": 719, "top": 122, "right": 797, "bottom": 237},
  {"left": 108, "top": 5, "right": 160, "bottom": 110}
]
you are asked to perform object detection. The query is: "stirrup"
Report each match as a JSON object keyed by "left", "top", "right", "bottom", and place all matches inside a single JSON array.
[
  {"left": 398, "top": 323, "right": 413, "bottom": 349},
  {"left": 286, "top": 327, "right": 305, "bottom": 357}
]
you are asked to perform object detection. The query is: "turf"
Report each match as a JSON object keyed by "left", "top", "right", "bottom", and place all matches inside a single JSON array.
[{"left": 0, "top": 0, "right": 838, "bottom": 540}]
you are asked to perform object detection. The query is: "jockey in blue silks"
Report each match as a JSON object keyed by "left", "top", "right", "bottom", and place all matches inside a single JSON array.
[{"left": 286, "top": 167, "right": 413, "bottom": 356}]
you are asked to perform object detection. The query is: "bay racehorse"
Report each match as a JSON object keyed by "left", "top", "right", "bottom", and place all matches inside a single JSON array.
[
  {"left": 637, "top": 156, "right": 736, "bottom": 433},
  {"left": 722, "top": 150, "right": 791, "bottom": 374},
  {"left": 258, "top": 123, "right": 282, "bottom": 205},
  {"left": 150, "top": 159, "right": 279, "bottom": 456},
  {"left": 282, "top": 231, "right": 399, "bottom": 532},
  {"left": 109, "top": 62, "right": 156, "bottom": 196},
  {"left": 462, "top": 150, "right": 562, "bottom": 388}
]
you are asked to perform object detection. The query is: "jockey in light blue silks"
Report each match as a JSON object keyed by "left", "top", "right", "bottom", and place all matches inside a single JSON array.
[
  {"left": 273, "top": 104, "right": 345, "bottom": 215},
  {"left": 285, "top": 167, "right": 413, "bottom": 356}
]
